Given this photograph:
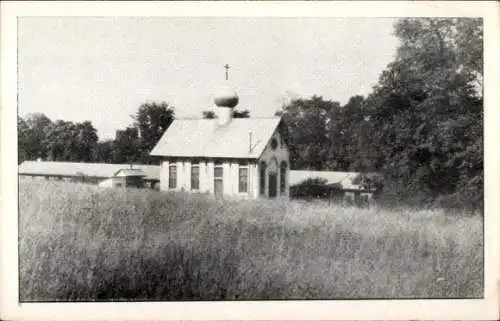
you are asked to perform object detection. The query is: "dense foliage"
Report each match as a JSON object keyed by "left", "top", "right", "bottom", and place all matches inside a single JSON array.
[
  {"left": 277, "top": 18, "right": 483, "bottom": 208},
  {"left": 18, "top": 101, "right": 175, "bottom": 165},
  {"left": 201, "top": 109, "right": 251, "bottom": 119}
]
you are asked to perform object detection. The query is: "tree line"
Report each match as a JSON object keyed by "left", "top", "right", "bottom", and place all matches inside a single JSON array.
[
  {"left": 19, "top": 102, "right": 174, "bottom": 165},
  {"left": 18, "top": 18, "right": 483, "bottom": 208},
  {"left": 277, "top": 18, "right": 483, "bottom": 208},
  {"left": 18, "top": 103, "right": 251, "bottom": 165}
]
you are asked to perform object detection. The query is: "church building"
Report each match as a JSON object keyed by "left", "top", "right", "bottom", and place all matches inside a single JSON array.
[{"left": 150, "top": 70, "right": 290, "bottom": 199}]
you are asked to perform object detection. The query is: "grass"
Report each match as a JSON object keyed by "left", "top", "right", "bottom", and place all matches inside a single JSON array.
[{"left": 19, "top": 180, "right": 483, "bottom": 301}]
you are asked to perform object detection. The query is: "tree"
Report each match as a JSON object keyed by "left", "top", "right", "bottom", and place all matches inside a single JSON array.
[
  {"left": 113, "top": 127, "right": 140, "bottom": 164},
  {"left": 202, "top": 110, "right": 216, "bottom": 119},
  {"left": 44, "top": 120, "right": 76, "bottom": 161},
  {"left": 75, "top": 121, "right": 98, "bottom": 162},
  {"left": 93, "top": 140, "right": 114, "bottom": 163},
  {"left": 41, "top": 119, "right": 99, "bottom": 162},
  {"left": 232, "top": 109, "right": 250, "bottom": 118},
  {"left": 18, "top": 116, "right": 30, "bottom": 163},
  {"left": 277, "top": 96, "right": 341, "bottom": 170},
  {"left": 22, "top": 113, "right": 53, "bottom": 160},
  {"left": 324, "top": 95, "right": 376, "bottom": 172},
  {"left": 132, "top": 101, "right": 175, "bottom": 161},
  {"left": 362, "top": 18, "right": 483, "bottom": 207}
]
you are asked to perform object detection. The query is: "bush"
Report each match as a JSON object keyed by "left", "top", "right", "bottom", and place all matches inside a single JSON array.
[{"left": 290, "top": 177, "right": 343, "bottom": 200}]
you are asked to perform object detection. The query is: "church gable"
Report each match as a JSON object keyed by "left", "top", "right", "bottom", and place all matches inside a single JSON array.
[{"left": 258, "top": 122, "right": 289, "bottom": 160}]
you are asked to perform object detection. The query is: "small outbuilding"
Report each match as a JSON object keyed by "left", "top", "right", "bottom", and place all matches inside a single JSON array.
[{"left": 98, "top": 168, "right": 148, "bottom": 189}]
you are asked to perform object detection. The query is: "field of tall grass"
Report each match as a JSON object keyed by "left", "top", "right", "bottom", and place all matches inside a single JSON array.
[{"left": 19, "top": 180, "right": 483, "bottom": 301}]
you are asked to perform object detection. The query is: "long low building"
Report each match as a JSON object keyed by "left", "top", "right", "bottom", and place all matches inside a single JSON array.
[
  {"left": 18, "top": 160, "right": 161, "bottom": 188},
  {"left": 18, "top": 160, "right": 379, "bottom": 200}
]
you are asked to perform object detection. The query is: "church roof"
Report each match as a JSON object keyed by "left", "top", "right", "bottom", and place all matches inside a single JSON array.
[
  {"left": 18, "top": 161, "right": 160, "bottom": 181},
  {"left": 150, "top": 117, "right": 283, "bottom": 159}
]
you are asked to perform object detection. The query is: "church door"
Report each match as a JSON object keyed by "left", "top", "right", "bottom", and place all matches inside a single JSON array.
[
  {"left": 214, "top": 179, "right": 223, "bottom": 197},
  {"left": 268, "top": 173, "right": 277, "bottom": 198}
]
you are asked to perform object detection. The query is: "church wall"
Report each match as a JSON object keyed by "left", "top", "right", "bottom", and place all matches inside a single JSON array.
[
  {"left": 206, "top": 160, "right": 214, "bottom": 194},
  {"left": 157, "top": 130, "right": 290, "bottom": 200},
  {"left": 250, "top": 162, "right": 260, "bottom": 199},
  {"left": 160, "top": 160, "right": 169, "bottom": 191},
  {"left": 184, "top": 159, "right": 192, "bottom": 191},
  {"left": 257, "top": 129, "right": 290, "bottom": 198},
  {"left": 159, "top": 157, "right": 259, "bottom": 198},
  {"left": 199, "top": 160, "right": 208, "bottom": 192},
  {"left": 223, "top": 161, "right": 232, "bottom": 195},
  {"left": 177, "top": 160, "right": 185, "bottom": 190}
]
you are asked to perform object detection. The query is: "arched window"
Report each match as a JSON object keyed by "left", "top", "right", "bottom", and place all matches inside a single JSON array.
[
  {"left": 259, "top": 161, "right": 267, "bottom": 196},
  {"left": 280, "top": 161, "right": 287, "bottom": 196}
]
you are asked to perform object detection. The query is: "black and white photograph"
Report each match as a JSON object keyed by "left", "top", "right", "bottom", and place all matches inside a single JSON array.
[{"left": 1, "top": 1, "right": 499, "bottom": 320}]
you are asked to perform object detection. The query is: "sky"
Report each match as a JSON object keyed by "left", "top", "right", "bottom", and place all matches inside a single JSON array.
[{"left": 18, "top": 17, "right": 399, "bottom": 140}]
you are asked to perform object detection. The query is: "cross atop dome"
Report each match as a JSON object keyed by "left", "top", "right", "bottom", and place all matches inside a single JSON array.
[{"left": 214, "top": 64, "right": 239, "bottom": 110}]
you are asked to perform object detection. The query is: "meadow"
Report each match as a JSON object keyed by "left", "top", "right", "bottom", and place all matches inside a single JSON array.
[{"left": 19, "top": 180, "right": 483, "bottom": 301}]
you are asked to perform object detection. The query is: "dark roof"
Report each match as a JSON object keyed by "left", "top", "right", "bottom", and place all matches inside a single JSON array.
[{"left": 150, "top": 117, "right": 283, "bottom": 159}]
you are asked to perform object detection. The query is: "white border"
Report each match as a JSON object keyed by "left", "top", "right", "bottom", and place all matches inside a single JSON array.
[{"left": 1, "top": 1, "right": 499, "bottom": 320}]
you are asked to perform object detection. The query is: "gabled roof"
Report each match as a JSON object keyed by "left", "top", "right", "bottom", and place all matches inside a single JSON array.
[
  {"left": 150, "top": 117, "right": 283, "bottom": 159},
  {"left": 290, "top": 170, "right": 376, "bottom": 190},
  {"left": 18, "top": 161, "right": 160, "bottom": 181}
]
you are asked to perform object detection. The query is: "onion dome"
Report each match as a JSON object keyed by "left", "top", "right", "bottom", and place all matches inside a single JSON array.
[{"left": 214, "top": 85, "right": 239, "bottom": 108}]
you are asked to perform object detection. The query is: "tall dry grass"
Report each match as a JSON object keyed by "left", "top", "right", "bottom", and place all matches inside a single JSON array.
[{"left": 19, "top": 180, "right": 483, "bottom": 301}]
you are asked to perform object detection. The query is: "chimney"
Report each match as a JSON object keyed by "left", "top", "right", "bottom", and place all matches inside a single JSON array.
[{"left": 217, "top": 106, "right": 234, "bottom": 125}]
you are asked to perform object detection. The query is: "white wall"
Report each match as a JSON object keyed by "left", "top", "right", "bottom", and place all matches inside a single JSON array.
[
  {"left": 159, "top": 157, "right": 257, "bottom": 199},
  {"left": 256, "top": 129, "right": 290, "bottom": 198},
  {"left": 204, "top": 160, "right": 214, "bottom": 194},
  {"left": 157, "top": 127, "right": 290, "bottom": 199},
  {"left": 160, "top": 160, "right": 170, "bottom": 191},
  {"left": 110, "top": 177, "right": 126, "bottom": 188}
]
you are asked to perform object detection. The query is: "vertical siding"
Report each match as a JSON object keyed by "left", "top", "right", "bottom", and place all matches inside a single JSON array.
[
  {"left": 250, "top": 162, "right": 259, "bottom": 199},
  {"left": 232, "top": 160, "right": 239, "bottom": 195},
  {"left": 185, "top": 160, "right": 192, "bottom": 191},
  {"left": 206, "top": 160, "right": 214, "bottom": 194},
  {"left": 176, "top": 160, "right": 184, "bottom": 191},
  {"left": 222, "top": 161, "right": 231, "bottom": 195},
  {"left": 199, "top": 160, "right": 207, "bottom": 192},
  {"left": 247, "top": 162, "right": 253, "bottom": 198}
]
